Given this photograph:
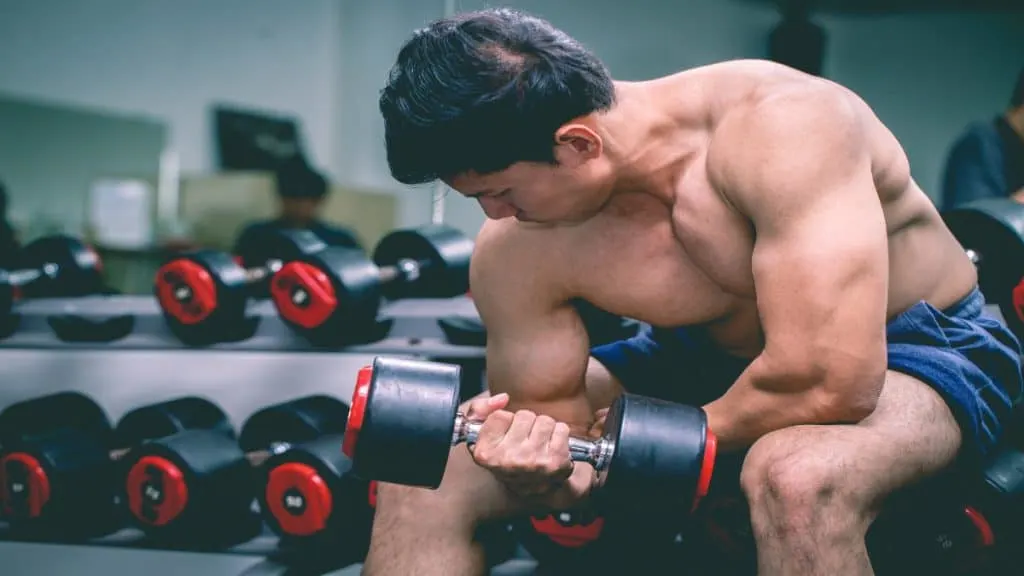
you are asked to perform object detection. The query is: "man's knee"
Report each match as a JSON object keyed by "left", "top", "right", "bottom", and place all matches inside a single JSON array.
[{"left": 740, "top": 429, "right": 868, "bottom": 533}]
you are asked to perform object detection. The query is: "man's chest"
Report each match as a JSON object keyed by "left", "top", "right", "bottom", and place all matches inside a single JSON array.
[{"left": 566, "top": 180, "right": 758, "bottom": 334}]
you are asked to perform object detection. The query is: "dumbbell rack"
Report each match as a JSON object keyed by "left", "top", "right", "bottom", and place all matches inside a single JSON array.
[{"left": 0, "top": 295, "right": 538, "bottom": 576}]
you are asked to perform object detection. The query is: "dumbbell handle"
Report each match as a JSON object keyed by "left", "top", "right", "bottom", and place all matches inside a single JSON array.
[
  {"left": 378, "top": 258, "right": 425, "bottom": 286},
  {"left": 5, "top": 265, "right": 56, "bottom": 286},
  {"left": 453, "top": 413, "right": 614, "bottom": 470},
  {"left": 242, "top": 258, "right": 286, "bottom": 283}
]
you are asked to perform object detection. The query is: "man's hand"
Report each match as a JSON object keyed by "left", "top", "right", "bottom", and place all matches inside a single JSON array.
[
  {"left": 1012, "top": 188, "right": 1024, "bottom": 204},
  {"left": 464, "top": 393, "right": 595, "bottom": 509}
]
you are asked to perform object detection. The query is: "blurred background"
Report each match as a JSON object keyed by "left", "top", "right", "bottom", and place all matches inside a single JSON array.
[{"left": 0, "top": 0, "right": 1021, "bottom": 294}]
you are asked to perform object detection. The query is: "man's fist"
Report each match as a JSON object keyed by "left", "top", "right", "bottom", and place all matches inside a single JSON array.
[{"left": 463, "top": 394, "right": 595, "bottom": 508}]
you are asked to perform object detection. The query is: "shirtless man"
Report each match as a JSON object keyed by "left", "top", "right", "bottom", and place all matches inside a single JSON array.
[{"left": 366, "top": 8, "right": 1023, "bottom": 575}]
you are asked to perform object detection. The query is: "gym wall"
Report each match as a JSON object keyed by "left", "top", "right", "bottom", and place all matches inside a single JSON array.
[{"left": 0, "top": 0, "right": 1021, "bottom": 239}]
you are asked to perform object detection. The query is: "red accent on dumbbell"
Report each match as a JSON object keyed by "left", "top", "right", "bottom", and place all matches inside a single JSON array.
[
  {"left": 368, "top": 480, "right": 378, "bottom": 508},
  {"left": 692, "top": 428, "right": 718, "bottom": 512},
  {"left": 1012, "top": 278, "right": 1024, "bottom": 324},
  {"left": 265, "top": 462, "right": 333, "bottom": 537},
  {"left": 0, "top": 453, "right": 51, "bottom": 518},
  {"left": 963, "top": 506, "right": 995, "bottom": 547},
  {"left": 343, "top": 366, "right": 374, "bottom": 458},
  {"left": 125, "top": 456, "right": 188, "bottom": 527},
  {"left": 530, "top": 514, "right": 605, "bottom": 547},
  {"left": 271, "top": 262, "right": 339, "bottom": 329},
  {"left": 154, "top": 260, "right": 217, "bottom": 324},
  {"left": 232, "top": 255, "right": 244, "bottom": 266}
]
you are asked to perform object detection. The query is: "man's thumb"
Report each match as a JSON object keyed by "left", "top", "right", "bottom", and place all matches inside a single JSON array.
[{"left": 467, "top": 392, "right": 509, "bottom": 419}]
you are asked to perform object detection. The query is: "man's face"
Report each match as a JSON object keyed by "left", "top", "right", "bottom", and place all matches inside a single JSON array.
[
  {"left": 280, "top": 197, "right": 322, "bottom": 225},
  {"left": 447, "top": 127, "right": 611, "bottom": 225}
]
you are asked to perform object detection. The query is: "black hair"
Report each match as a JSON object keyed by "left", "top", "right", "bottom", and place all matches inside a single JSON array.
[
  {"left": 276, "top": 162, "right": 328, "bottom": 199},
  {"left": 379, "top": 8, "right": 616, "bottom": 185},
  {"left": 1012, "top": 65, "right": 1024, "bottom": 109}
]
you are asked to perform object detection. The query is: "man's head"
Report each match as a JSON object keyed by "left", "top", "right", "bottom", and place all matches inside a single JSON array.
[
  {"left": 380, "top": 8, "right": 617, "bottom": 224},
  {"left": 276, "top": 164, "right": 328, "bottom": 227}
]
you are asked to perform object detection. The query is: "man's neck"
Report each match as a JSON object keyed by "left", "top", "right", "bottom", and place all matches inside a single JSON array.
[{"left": 599, "top": 81, "right": 705, "bottom": 206}]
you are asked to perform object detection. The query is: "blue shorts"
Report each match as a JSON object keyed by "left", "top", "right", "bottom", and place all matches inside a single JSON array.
[{"left": 591, "top": 287, "right": 1023, "bottom": 464}]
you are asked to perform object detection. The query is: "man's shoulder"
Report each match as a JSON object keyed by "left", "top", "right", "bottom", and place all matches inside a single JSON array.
[{"left": 953, "top": 119, "right": 1001, "bottom": 150}]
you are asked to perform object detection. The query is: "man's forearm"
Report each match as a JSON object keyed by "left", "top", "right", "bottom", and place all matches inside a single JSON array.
[{"left": 702, "top": 355, "right": 878, "bottom": 452}]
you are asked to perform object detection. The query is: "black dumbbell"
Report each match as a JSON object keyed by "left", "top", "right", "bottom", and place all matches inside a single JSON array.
[
  {"left": 0, "top": 234, "right": 104, "bottom": 315},
  {"left": 153, "top": 229, "right": 326, "bottom": 341},
  {"left": 942, "top": 198, "right": 1024, "bottom": 340},
  {"left": 869, "top": 446, "right": 1024, "bottom": 576},
  {"left": 269, "top": 224, "right": 473, "bottom": 344},
  {"left": 0, "top": 396, "right": 231, "bottom": 538},
  {"left": 120, "top": 395, "right": 347, "bottom": 543},
  {"left": 342, "top": 357, "right": 718, "bottom": 514},
  {"left": 257, "top": 433, "right": 373, "bottom": 562}
]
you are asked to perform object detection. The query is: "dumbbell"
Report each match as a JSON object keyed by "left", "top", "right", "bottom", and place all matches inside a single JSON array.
[
  {"left": 120, "top": 395, "right": 348, "bottom": 543},
  {"left": 0, "top": 234, "right": 104, "bottom": 315},
  {"left": 270, "top": 224, "right": 473, "bottom": 343},
  {"left": 153, "top": 229, "right": 326, "bottom": 341},
  {"left": 942, "top": 198, "right": 1024, "bottom": 339},
  {"left": 868, "top": 446, "right": 1024, "bottom": 576},
  {"left": 257, "top": 433, "right": 373, "bottom": 562},
  {"left": 342, "top": 357, "right": 718, "bottom": 514},
  {"left": 0, "top": 395, "right": 231, "bottom": 537}
]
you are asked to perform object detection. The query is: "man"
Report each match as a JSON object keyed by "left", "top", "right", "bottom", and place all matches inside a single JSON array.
[
  {"left": 368, "top": 9, "right": 1023, "bottom": 576},
  {"left": 233, "top": 160, "right": 363, "bottom": 267},
  {"left": 941, "top": 65, "right": 1024, "bottom": 208},
  {"left": 0, "top": 180, "right": 19, "bottom": 269}
]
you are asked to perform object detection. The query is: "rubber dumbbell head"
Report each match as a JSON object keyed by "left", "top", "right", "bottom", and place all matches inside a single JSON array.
[
  {"left": 154, "top": 229, "right": 326, "bottom": 334},
  {"left": 0, "top": 235, "right": 104, "bottom": 313},
  {"left": 371, "top": 224, "right": 474, "bottom": 301},
  {"left": 259, "top": 434, "right": 372, "bottom": 551},
  {"left": 343, "top": 359, "right": 462, "bottom": 488},
  {"left": 943, "top": 198, "right": 1024, "bottom": 340}
]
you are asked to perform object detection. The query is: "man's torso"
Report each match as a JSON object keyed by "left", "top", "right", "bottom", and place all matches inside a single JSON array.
[{"left": 489, "top": 60, "right": 978, "bottom": 359}]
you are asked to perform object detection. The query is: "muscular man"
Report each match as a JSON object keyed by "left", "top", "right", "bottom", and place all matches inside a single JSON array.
[
  {"left": 368, "top": 9, "right": 1024, "bottom": 575},
  {"left": 941, "top": 65, "right": 1024, "bottom": 208}
]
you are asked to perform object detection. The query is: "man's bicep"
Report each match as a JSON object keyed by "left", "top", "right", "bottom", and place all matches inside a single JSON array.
[
  {"left": 470, "top": 228, "right": 593, "bottom": 428},
  {"left": 483, "top": 303, "right": 594, "bottom": 428}
]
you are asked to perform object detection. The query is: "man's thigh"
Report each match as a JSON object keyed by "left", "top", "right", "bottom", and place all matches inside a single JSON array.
[{"left": 740, "top": 370, "right": 962, "bottom": 513}]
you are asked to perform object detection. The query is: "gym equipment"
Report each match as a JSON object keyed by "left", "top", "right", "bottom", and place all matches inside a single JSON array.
[
  {"left": 0, "top": 396, "right": 230, "bottom": 536},
  {"left": 342, "top": 357, "right": 717, "bottom": 512},
  {"left": 270, "top": 224, "right": 473, "bottom": 343},
  {"left": 870, "top": 446, "right": 1024, "bottom": 575},
  {"left": 120, "top": 395, "right": 348, "bottom": 542},
  {"left": 258, "top": 434, "right": 372, "bottom": 559},
  {"left": 0, "top": 391, "right": 111, "bottom": 450},
  {"left": 153, "top": 229, "right": 325, "bottom": 342},
  {"left": 943, "top": 198, "right": 1024, "bottom": 338},
  {"left": 0, "top": 235, "right": 104, "bottom": 315}
]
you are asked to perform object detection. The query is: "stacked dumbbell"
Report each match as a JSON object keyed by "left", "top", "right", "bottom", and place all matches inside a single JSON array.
[
  {"left": 269, "top": 224, "right": 474, "bottom": 346},
  {"left": 0, "top": 392, "right": 230, "bottom": 539},
  {"left": 153, "top": 229, "right": 326, "bottom": 344},
  {"left": 943, "top": 198, "right": 1024, "bottom": 340},
  {"left": 0, "top": 234, "right": 105, "bottom": 317},
  {"left": 119, "top": 394, "right": 373, "bottom": 555}
]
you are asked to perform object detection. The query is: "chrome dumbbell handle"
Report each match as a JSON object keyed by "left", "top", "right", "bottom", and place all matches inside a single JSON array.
[{"left": 452, "top": 412, "right": 615, "bottom": 470}]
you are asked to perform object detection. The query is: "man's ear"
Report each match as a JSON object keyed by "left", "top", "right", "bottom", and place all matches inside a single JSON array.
[{"left": 554, "top": 123, "right": 602, "bottom": 162}]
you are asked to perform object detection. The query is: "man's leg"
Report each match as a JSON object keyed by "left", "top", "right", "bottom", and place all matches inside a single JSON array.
[
  {"left": 739, "top": 370, "right": 963, "bottom": 576},
  {"left": 363, "top": 443, "right": 519, "bottom": 576}
]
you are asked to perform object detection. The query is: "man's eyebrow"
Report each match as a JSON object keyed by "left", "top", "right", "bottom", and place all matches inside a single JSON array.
[{"left": 464, "top": 188, "right": 497, "bottom": 198}]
